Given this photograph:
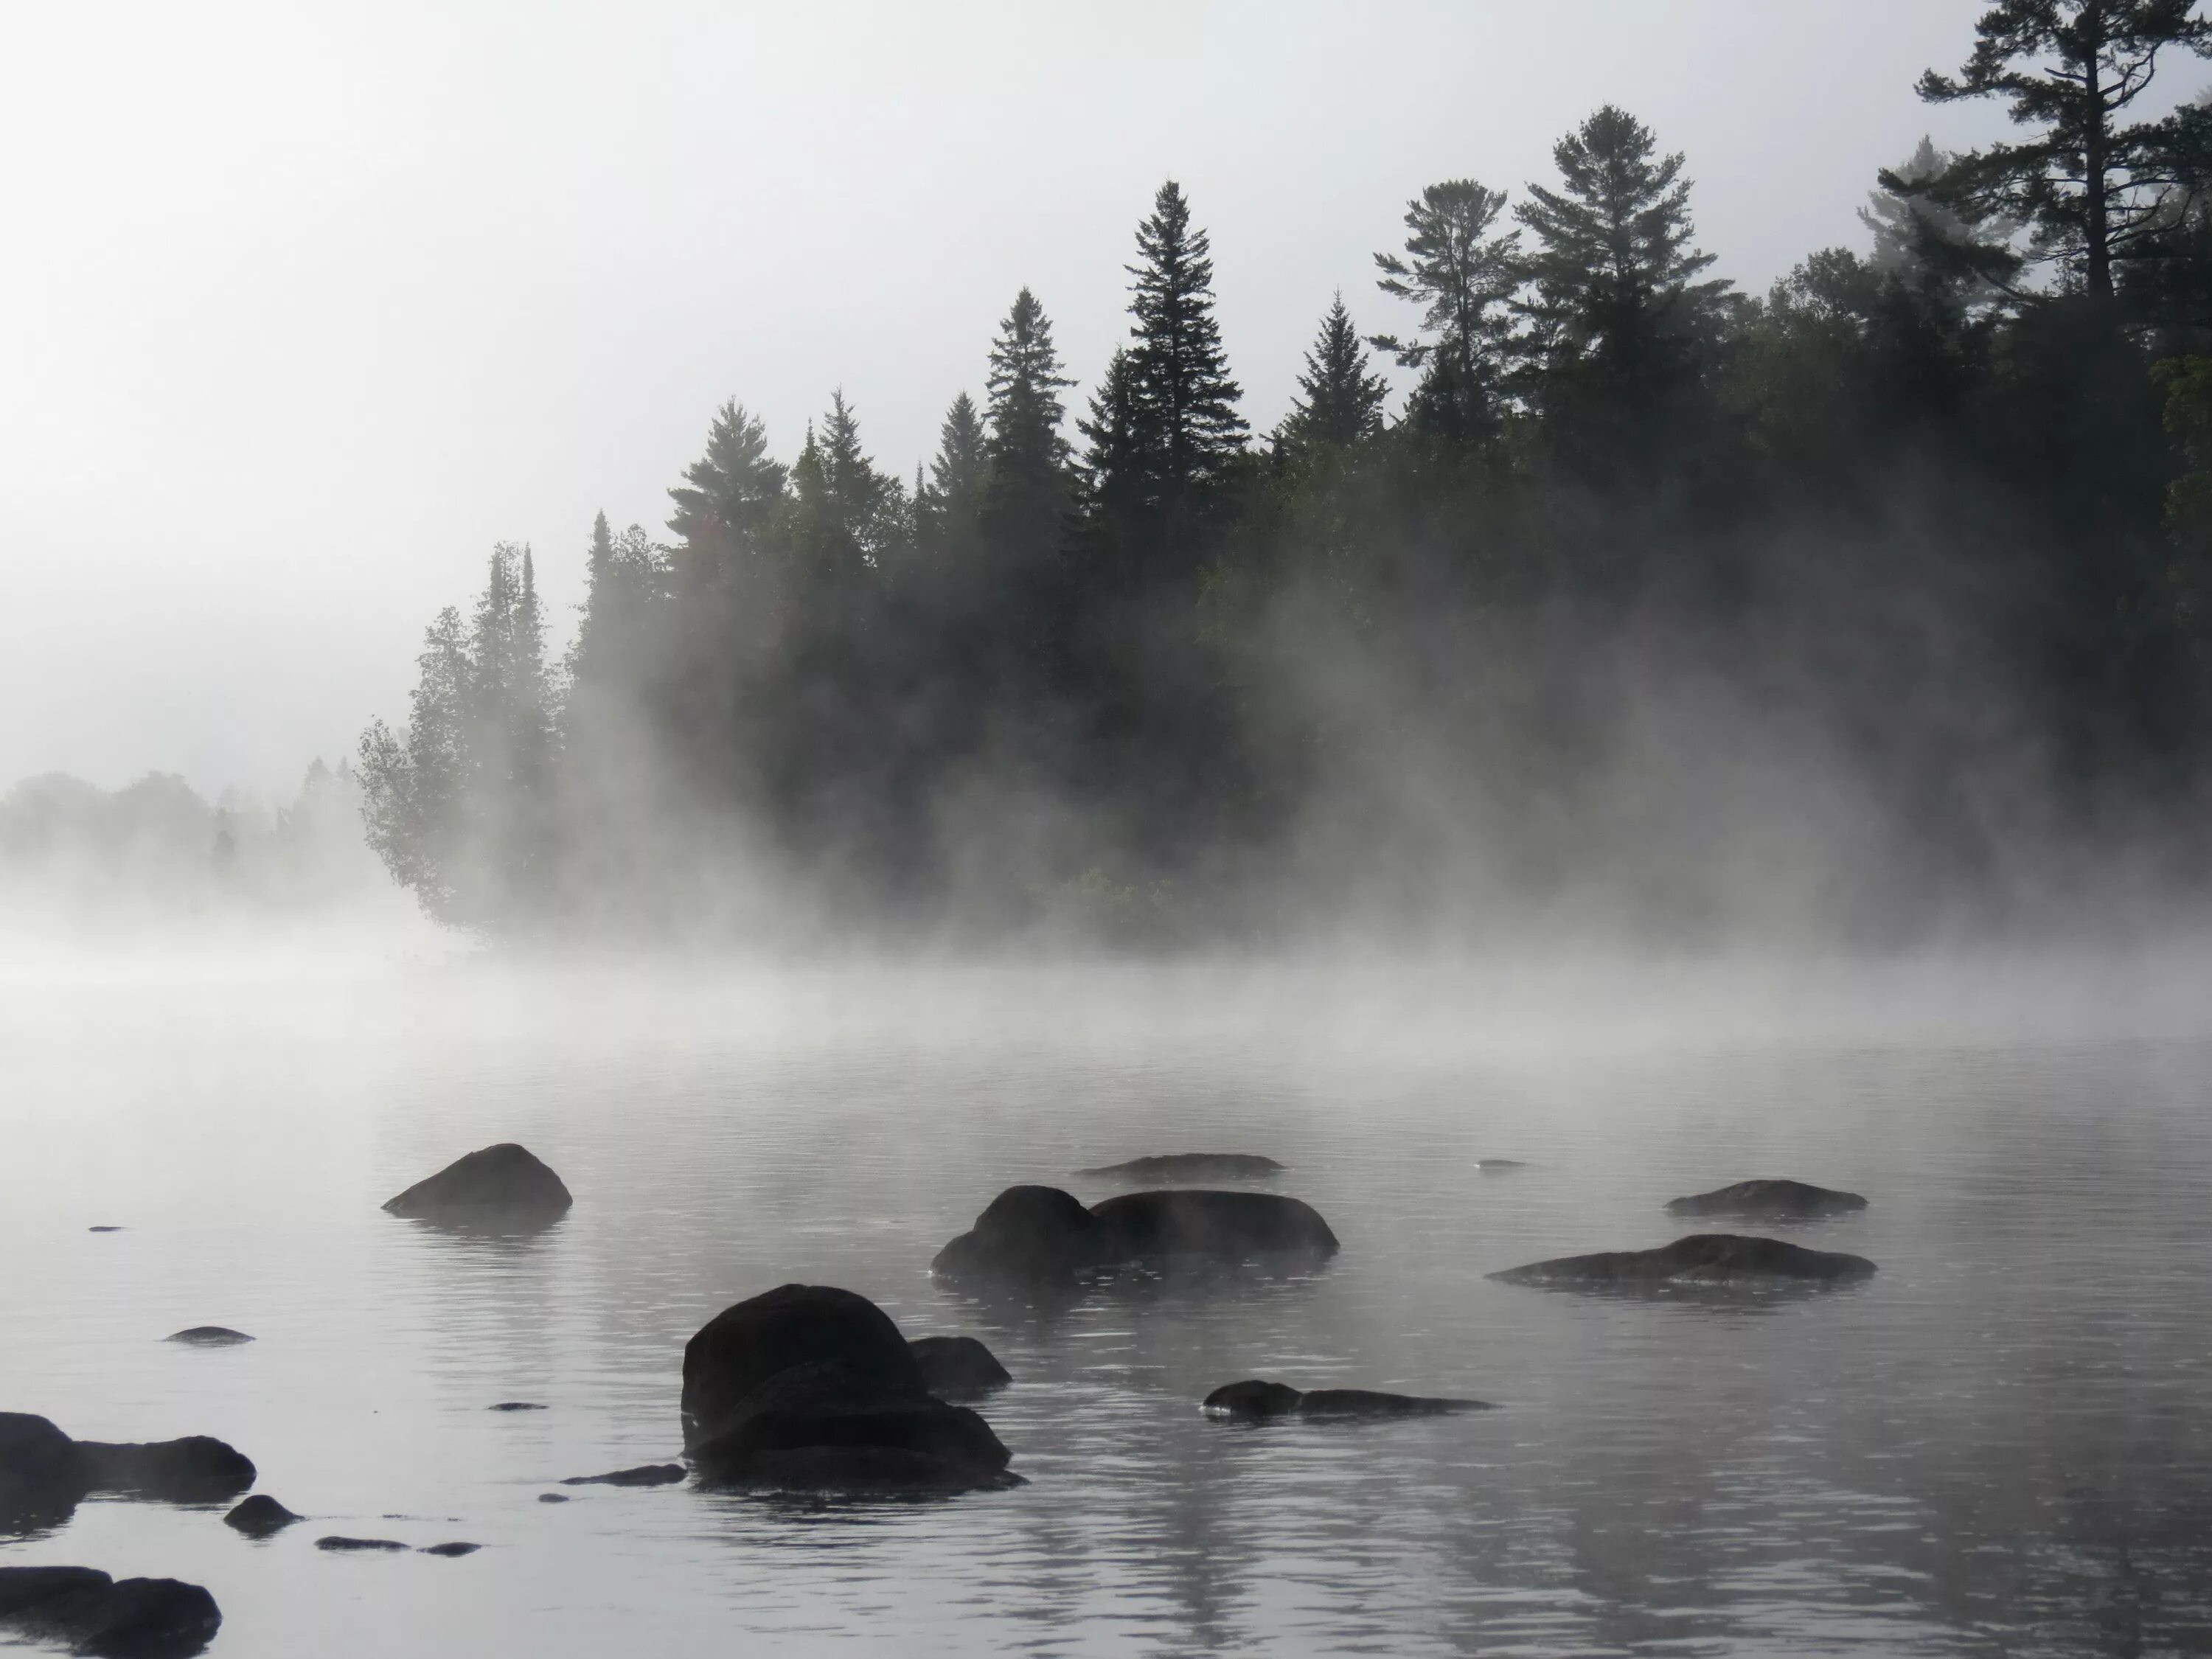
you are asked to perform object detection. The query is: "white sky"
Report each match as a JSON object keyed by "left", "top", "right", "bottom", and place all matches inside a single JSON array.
[{"left": 4, "top": 1, "right": 2199, "bottom": 797}]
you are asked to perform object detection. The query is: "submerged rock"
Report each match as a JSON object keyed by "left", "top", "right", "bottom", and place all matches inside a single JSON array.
[
  {"left": 682, "top": 1284, "right": 1014, "bottom": 1493},
  {"left": 222, "top": 1495, "right": 299, "bottom": 1539},
  {"left": 560, "top": 1464, "right": 685, "bottom": 1487},
  {"left": 1664, "top": 1179, "right": 1868, "bottom": 1220},
  {"left": 419, "top": 1543, "right": 479, "bottom": 1557},
  {"left": 908, "top": 1335, "right": 1011, "bottom": 1398},
  {"left": 314, "top": 1536, "right": 408, "bottom": 1552},
  {"left": 382, "top": 1144, "right": 572, "bottom": 1224},
  {"left": 1203, "top": 1380, "right": 1490, "bottom": 1421},
  {"left": 932, "top": 1186, "right": 1339, "bottom": 1284},
  {"left": 164, "top": 1329, "right": 251, "bottom": 1347},
  {"left": 88, "top": 1227, "right": 125, "bottom": 1234},
  {"left": 536, "top": 1493, "right": 568, "bottom": 1503},
  {"left": 1492, "top": 1233, "right": 1877, "bottom": 1288},
  {"left": 1074, "top": 1153, "right": 1284, "bottom": 1183},
  {"left": 487, "top": 1402, "right": 546, "bottom": 1412},
  {"left": 0, "top": 1566, "right": 221, "bottom": 1658}
]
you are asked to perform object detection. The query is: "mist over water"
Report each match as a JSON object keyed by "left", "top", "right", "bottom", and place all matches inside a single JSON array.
[{"left": 1, "top": 950, "right": 2208, "bottom": 1655}]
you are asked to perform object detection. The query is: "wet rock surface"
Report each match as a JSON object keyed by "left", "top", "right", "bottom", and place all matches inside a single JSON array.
[
  {"left": 1074, "top": 1153, "right": 1284, "bottom": 1183},
  {"left": 487, "top": 1402, "right": 546, "bottom": 1412},
  {"left": 1203, "top": 1380, "right": 1491, "bottom": 1421},
  {"left": 933, "top": 1186, "right": 1339, "bottom": 1284},
  {"left": 162, "top": 1329, "right": 251, "bottom": 1347},
  {"left": 1664, "top": 1178, "right": 1868, "bottom": 1220},
  {"left": 560, "top": 1464, "right": 685, "bottom": 1487},
  {"left": 682, "top": 1284, "right": 1015, "bottom": 1493},
  {"left": 382, "top": 1144, "right": 572, "bottom": 1224},
  {"left": 1492, "top": 1233, "right": 1878, "bottom": 1288},
  {"left": 222, "top": 1495, "right": 298, "bottom": 1538},
  {"left": 1, "top": 1416, "right": 254, "bottom": 1529},
  {"left": 314, "top": 1536, "right": 408, "bottom": 1552},
  {"left": 0, "top": 1565, "right": 221, "bottom": 1658},
  {"left": 908, "top": 1335, "right": 1011, "bottom": 1398},
  {"left": 419, "top": 1543, "right": 479, "bottom": 1557}
]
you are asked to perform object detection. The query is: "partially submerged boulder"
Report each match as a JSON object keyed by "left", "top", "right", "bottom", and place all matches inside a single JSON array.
[
  {"left": 681, "top": 1284, "right": 1013, "bottom": 1493},
  {"left": 1492, "top": 1233, "right": 1877, "bottom": 1288},
  {"left": 1, "top": 1415, "right": 254, "bottom": 1528},
  {"left": 1664, "top": 1179, "right": 1868, "bottom": 1220},
  {"left": 1074, "top": 1153, "right": 1283, "bottom": 1183},
  {"left": 908, "top": 1335, "right": 1010, "bottom": 1398},
  {"left": 382, "top": 1144, "right": 571, "bottom": 1224},
  {"left": 0, "top": 1567, "right": 221, "bottom": 1658},
  {"left": 223, "top": 1495, "right": 298, "bottom": 1539},
  {"left": 315, "top": 1536, "right": 407, "bottom": 1552},
  {"left": 1203, "top": 1380, "right": 1491, "bottom": 1421},
  {"left": 420, "top": 1543, "right": 479, "bottom": 1557},
  {"left": 932, "top": 1186, "right": 1339, "bottom": 1284},
  {"left": 560, "top": 1464, "right": 684, "bottom": 1487},
  {"left": 164, "top": 1329, "right": 251, "bottom": 1347}
]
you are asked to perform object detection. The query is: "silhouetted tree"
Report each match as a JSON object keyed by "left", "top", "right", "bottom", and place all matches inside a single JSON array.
[
  {"left": 1282, "top": 293, "right": 1390, "bottom": 448},
  {"left": 1371, "top": 182, "right": 1521, "bottom": 437}
]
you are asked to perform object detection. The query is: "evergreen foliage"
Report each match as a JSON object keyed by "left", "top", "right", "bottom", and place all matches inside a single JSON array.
[
  {"left": 1372, "top": 182, "right": 1520, "bottom": 437},
  {"left": 1284, "top": 294, "right": 1390, "bottom": 449}
]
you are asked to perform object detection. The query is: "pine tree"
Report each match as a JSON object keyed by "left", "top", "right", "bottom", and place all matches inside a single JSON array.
[
  {"left": 1126, "top": 180, "right": 1248, "bottom": 522},
  {"left": 1371, "top": 182, "right": 1522, "bottom": 438},
  {"left": 980, "top": 288, "right": 1074, "bottom": 561},
  {"left": 914, "top": 392, "right": 987, "bottom": 569},
  {"left": 667, "top": 400, "right": 788, "bottom": 566},
  {"left": 1907, "top": 0, "right": 2212, "bottom": 301},
  {"left": 791, "top": 392, "right": 902, "bottom": 580},
  {"left": 1282, "top": 293, "right": 1391, "bottom": 448},
  {"left": 1515, "top": 106, "right": 1732, "bottom": 469},
  {"left": 1075, "top": 347, "right": 1150, "bottom": 597}
]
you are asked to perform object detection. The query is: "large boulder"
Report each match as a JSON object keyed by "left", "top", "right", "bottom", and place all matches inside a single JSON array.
[
  {"left": 1074, "top": 1153, "right": 1283, "bottom": 1183},
  {"left": 681, "top": 1285, "right": 1013, "bottom": 1493},
  {"left": 382, "top": 1144, "right": 571, "bottom": 1223},
  {"left": 908, "top": 1335, "right": 1010, "bottom": 1398},
  {"left": 1665, "top": 1179, "right": 1867, "bottom": 1220},
  {"left": 1492, "top": 1234, "right": 1877, "bottom": 1288},
  {"left": 932, "top": 1186, "right": 1339, "bottom": 1284},
  {"left": 0, "top": 1566, "right": 220, "bottom": 1658},
  {"left": 1203, "top": 1380, "right": 1491, "bottom": 1421},
  {"left": 0, "top": 1416, "right": 254, "bottom": 1530}
]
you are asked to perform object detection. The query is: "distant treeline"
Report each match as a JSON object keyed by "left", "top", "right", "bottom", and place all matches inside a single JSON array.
[{"left": 361, "top": 7, "right": 2212, "bottom": 943}]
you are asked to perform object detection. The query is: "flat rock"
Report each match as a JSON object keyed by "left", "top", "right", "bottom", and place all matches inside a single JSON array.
[
  {"left": 487, "top": 1402, "right": 546, "bottom": 1412},
  {"left": 74, "top": 1438, "right": 257, "bottom": 1505},
  {"left": 933, "top": 1186, "right": 1338, "bottom": 1284},
  {"left": 1475, "top": 1159, "right": 1528, "bottom": 1170},
  {"left": 222, "top": 1495, "right": 298, "bottom": 1539},
  {"left": 419, "top": 1543, "right": 479, "bottom": 1557},
  {"left": 908, "top": 1335, "right": 1010, "bottom": 1398},
  {"left": 536, "top": 1493, "right": 569, "bottom": 1503},
  {"left": 1492, "top": 1233, "right": 1877, "bottom": 1288},
  {"left": 88, "top": 1226, "right": 125, "bottom": 1234},
  {"left": 382, "top": 1144, "right": 572, "bottom": 1223},
  {"left": 1665, "top": 1178, "right": 1868, "bottom": 1220},
  {"left": 314, "top": 1536, "right": 408, "bottom": 1552},
  {"left": 1074, "top": 1153, "right": 1284, "bottom": 1183},
  {"left": 560, "top": 1464, "right": 685, "bottom": 1487},
  {"left": 1203, "top": 1380, "right": 1491, "bottom": 1421},
  {"left": 164, "top": 1328, "right": 251, "bottom": 1347},
  {"left": 0, "top": 1567, "right": 221, "bottom": 1658}
]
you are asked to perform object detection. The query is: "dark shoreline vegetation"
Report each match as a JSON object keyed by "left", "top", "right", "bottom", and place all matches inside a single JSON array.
[{"left": 358, "top": 13, "right": 2212, "bottom": 948}]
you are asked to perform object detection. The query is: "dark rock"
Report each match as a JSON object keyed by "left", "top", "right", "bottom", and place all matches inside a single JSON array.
[
  {"left": 314, "top": 1536, "right": 408, "bottom": 1552},
  {"left": 88, "top": 1227, "right": 125, "bottom": 1234},
  {"left": 222, "top": 1495, "right": 299, "bottom": 1538},
  {"left": 1665, "top": 1178, "right": 1868, "bottom": 1220},
  {"left": 681, "top": 1286, "right": 1015, "bottom": 1494},
  {"left": 1492, "top": 1233, "right": 1878, "bottom": 1288},
  {"left": 1090, "top": 1190, "right": 1338, "bottom": 1263},
  {"left": 487, "top": 1402, "right": 546, "bottom": 1412},
  {"left": 75, "top": 1438, "right": 256, "bottom": 1504},
  {"left": 1203, "top": 1380, "right": 1489, "bottom": 1421},
  {"left": 908, "top": 1335, "right": 1011, "bottom": 1398},
  {"left": 933, "top": 1186, "right": 1339, "bottom": 1284},
  {"left": 0, "top": 1413, "right": 89, "bottom": 1531},
  {"left": 681, "top": 1284, "right": 922, "bottom": 1447},
  {"left": 163, "top": 1328, "right": 251, "bottom": 1347},
  {"left": 420, "top": 1543, "right": 479, "bottom": 1557},
  {"left": 930, "top": 1186, "right": 1104, "bottom": 1284},
  {"left": 536, "top": 1493, "right": 568, "bottom": 1503},
  {"left": 0, "top": 1568, "right": 221, "bottom": 1658},
  {"left": 1074, "top": 1153, "right": 1283, "bottom": 1183},
  {"left": 560, "top": 1464, "right": 685, "bottom": 1487},
  {"left": 382, "top": 1144, "right": 572, "bottom": 1223}
]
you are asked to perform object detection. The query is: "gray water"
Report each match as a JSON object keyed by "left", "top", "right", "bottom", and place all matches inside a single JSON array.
[{"left": 3, "top": 951, "right": 2210, "bottom": 1657}]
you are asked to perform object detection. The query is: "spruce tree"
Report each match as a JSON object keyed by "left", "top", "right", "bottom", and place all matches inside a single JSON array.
[
  {"left": 1907, "top": 0, "right": 2212, "bottom": 301},
  {"left": 1126, "top": 180, "right": 1248, "bottom": 521},
  {"left": 667, "top": 400, "right": 788, "bottom": 564},
  {"left": 981, "top": 287, "right": 1074, "bottom": 561},
  {"left": 1282, "top": 293, "right": 1391, "bottom": 448},
  {"left": 1371, "top": 182, "right": 1522, "bottom": 438},
  {"left": 915, "top": 392, "right": 987, "bottom": 568}
]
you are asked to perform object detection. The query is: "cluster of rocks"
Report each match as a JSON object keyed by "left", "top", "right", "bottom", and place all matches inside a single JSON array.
[
  {"left": 0, "top": 1568, "right": 219, "bottom": 1659},
  {"left": 931, "top": 1183, "right": 1338, "bottom": 1285},
  {"left": 0, "top": 1413, "right": 254, "bottom": 1534},
  {"left": 1489, "top": 1177, "right": 1877, "bottom": 1290}
]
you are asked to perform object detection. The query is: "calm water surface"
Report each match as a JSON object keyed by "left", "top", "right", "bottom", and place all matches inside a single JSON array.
[{"left": 1, "top": 953, "right": 2208, "bottom": 1657}]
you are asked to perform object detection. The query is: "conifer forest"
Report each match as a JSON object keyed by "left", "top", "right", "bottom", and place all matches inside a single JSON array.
[{"left": 359, "top": 8, "right": 2212, "bottom": 944}]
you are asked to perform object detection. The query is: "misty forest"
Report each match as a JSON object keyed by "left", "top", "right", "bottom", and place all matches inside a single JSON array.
[{"left": 355, "top": 12, "right": 2212, "bottom": 945}]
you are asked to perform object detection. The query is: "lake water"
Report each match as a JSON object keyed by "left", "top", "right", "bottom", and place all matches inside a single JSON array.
[{"left": 2, "top": 947, "right": 2210, "bottom": 1657}]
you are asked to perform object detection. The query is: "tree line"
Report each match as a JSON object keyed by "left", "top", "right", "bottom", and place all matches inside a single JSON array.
[{"left": 361, "top": 3, "right": 2212, "bottom": 942}]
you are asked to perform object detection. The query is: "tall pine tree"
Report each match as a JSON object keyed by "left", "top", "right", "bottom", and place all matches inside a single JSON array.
[{"left": 1371, "top": 181, "right": 1522, "bottom": 438}]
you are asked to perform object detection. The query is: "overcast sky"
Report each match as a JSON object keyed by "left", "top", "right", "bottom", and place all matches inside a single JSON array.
[{"left": 6, "top": 1, "right": 2202, "bottom": 797}]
